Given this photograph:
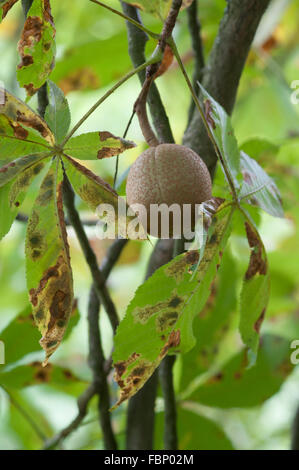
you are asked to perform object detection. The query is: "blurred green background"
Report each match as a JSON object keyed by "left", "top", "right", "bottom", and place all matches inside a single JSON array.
[{"left": 0, "top": 0, "right": 298, "bottom": 450}]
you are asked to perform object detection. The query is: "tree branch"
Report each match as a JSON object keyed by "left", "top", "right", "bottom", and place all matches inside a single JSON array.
[
  {"left": 126, "top": 239, "right": 174, "bottom": 450},
  {"left": 186, "top": 0, "right": 205, "bottom": 124},
  {"left": 121, "top": 2, "right": 175, "bottom": 144},
  {"left": 158, "top": 355, "right": 178, "bottom": 450},
  {"left": 183, "top": 0, "right": 271, "bottom": 174},
  {"left": 291, "top": 405, "right": 299, "bottom": 450},
  {"left": 87, "top": 286, "right": 117, "bottom": 450},
  {"left": 62, "top": 175, "right": 119, "bottom": 332},
  {"left": 42, "top": 238, "right": 127, "bottom": 450}
]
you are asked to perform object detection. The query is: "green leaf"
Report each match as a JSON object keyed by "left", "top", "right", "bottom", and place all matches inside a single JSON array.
[
  {"left": 63, "top": 155, "right": 135, "bottom": 236},
  {"left": 25, "top": 158, "right": 73, "bottom": 365},
  {"left": 17, "top": 0, "right": 56, "bottom": 96},
  {"left": 189, "top": 335, "right": 294, "bottom": 408},
  {"left": 198, "top": 83, "right": 242, "bottom": 191},
  {"left": 239, "top": 219, "right": 270, "bottom": 358},
  {"left": 155, "top": 407, "right": 234, "bottom": 450},
  {"left": 0, "top": 0, "right": 20, "bottom": 22},
  {"left": 112, "top": 205, "right": 234, "bottom": 408},
  {"left": 0, "top": 87, "right": 55, "bottom": 160},
  {"left": 240, "top": 151, "right": 284, "bottom": 218},
  {"left": 0, "top": 361, "right": 82, "bottom": 389},
  {"left": 122, "top": 1, "right": 193, "bottom": 19},
  {"left": 0, "top": 302, "right": 79, "bottom": 365},
  {"left": 51, "top": 33, "right": 131, "bottom": 93},
  {"left": 64, "top": 131, "right": 135, "bottom": 160},
  {"left": 180, "top": 248, "right": 238, "bottom": 385},
  {"left": 44, "top": 81, "right": 71, "bottom": 144},
  {"left": 0, "top": 157, "right": 49, "bottom": 240}
]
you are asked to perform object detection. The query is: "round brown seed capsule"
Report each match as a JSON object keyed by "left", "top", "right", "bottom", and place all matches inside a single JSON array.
[{"left": 126, "top": 144, "right": 212, "bottom": 238}]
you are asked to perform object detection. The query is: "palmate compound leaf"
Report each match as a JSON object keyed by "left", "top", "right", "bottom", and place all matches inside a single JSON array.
[
  {"left": 63, "top": 131, "right": 136, "bottom": 160},
  {"left": 239, "top": 216, "right": 270, "bottom": 362},
  {"left": 44, "top": 80, "right": 71, "bottom": 144},
  {"left": 17, "top": 0, "right": 56, "bottom": 96},
  {"left": 25, "top": 157, "right": 73, "bottom": 365},
  {"left": 239, "top": 151, "right": 284, "bottom": 218},
  {"left": 112, "top": 204, "right": 234, "bottom": 409},
  {"left": 122, "top": 1, "right": 194, "bottom": 19},
  {"left": 0, "top": 0, "right": 20, "bottom": 21},
  {"left": 0, "top": 87, "right": 55, "bottom": 160},
  {"left": 197, "top": 83, "right": 243, "bottom": 192}
]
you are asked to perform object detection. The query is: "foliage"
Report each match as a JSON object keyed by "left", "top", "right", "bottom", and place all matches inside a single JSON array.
[{"left": 0, "top": 0, "right": 298, "bottom": 451}]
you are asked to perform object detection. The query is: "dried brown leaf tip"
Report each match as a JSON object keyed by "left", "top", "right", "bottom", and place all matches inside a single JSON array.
[
  {"left": 113, "top": 329, "right": 181, "bottom": 408},
  {"left": 245, "top": 222, "right": 267, "bottom": 280},
  {"left": 204, "top": 99, "right": 216, "bottom": 129},
  {"left": 0, "top": 87, "right": 54, "bottom": 144},
  {"left": 97, "top": 131, "right": 136, "bottom": 160}
]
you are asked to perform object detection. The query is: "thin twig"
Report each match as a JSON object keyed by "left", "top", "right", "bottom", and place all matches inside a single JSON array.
[
  {"left": 42, "top": 384, "right": 96, "bottom": 450},
  {"left": 121, "top": 2, "right": 175, "bottom": 144},
  {"left": 1, "top": 385, "right": 47, "bottom": 442},
  {"left": 89, "top": 0, "right": 159, "bottom": 39},
  {"left": 61, "top": 55, "right": 161, "bottom": 147},
  {"left": 62, "top": 174, "right": 119, "bottom": 332},
  {"left": 134, "top": 0, "right": 182, "bottom": 146}
]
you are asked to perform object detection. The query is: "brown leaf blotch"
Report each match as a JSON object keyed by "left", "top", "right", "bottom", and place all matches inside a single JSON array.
[{"left": 245, "top": 222, "right": 267, "bottom": 280}]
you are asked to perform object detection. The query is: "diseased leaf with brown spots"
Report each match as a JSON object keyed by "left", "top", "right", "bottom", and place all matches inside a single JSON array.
[
  {"left": 25, "top": 158, "right": 73, "bottom": 365},
  {"left": 0, "top": 87, "right": 55, "bottom": 158},
  {"left": 0, "top": 361, "right": 84, "bottom": 389},
  {"left": 17, "top": 0, "right": 56, "bottom": 96},
  {"left": 112, "top": 205, "right": 234, "bottom": 408},
  {"left": 0, "top": 156, "right": 50, "bottom": 240},
  {"left": 190, "top": 335, "right": 294, "bottom": 408},
  {"left": 64, "top": 131, "right": 136, "bottom": 160},
  {"left": 0, "top": 152, "right": 48, "bottom": 187},
  {"left": 0, "top": 301, "right": 80, "bottom": 364},
  {"left": 239, "top": 216, "right": 270, "bottom": 362},
  {"left": 0, "top": 0, "right": 20, "bottom": 21},
  {"left": 63, "top": 155, "right": 139, "bottom": 238}
]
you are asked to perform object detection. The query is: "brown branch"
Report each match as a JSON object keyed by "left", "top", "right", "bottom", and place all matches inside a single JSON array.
[
  {"left": 121, "top": 2, "right": 175, "bottom": 144},
  {"left": 183, "top": 0, "right": 271, "bottom": 175},
  {"left": 126, "top": 239, "right": 174, "bottom": 450},
  {"left": 133, "top": 0, "right": 182, "bottom": 146},
  {"left": 62, "top": 175, "right": 119, "bottom": 333},
  {"left": 87, "top": 286, "right": 117, "bottom": 450},
  {"left": 42, "top": 238, "right": 127, "bottom": 450},
  {"left": 292, "top": 405, "right": 299, "bottom": 450}
]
